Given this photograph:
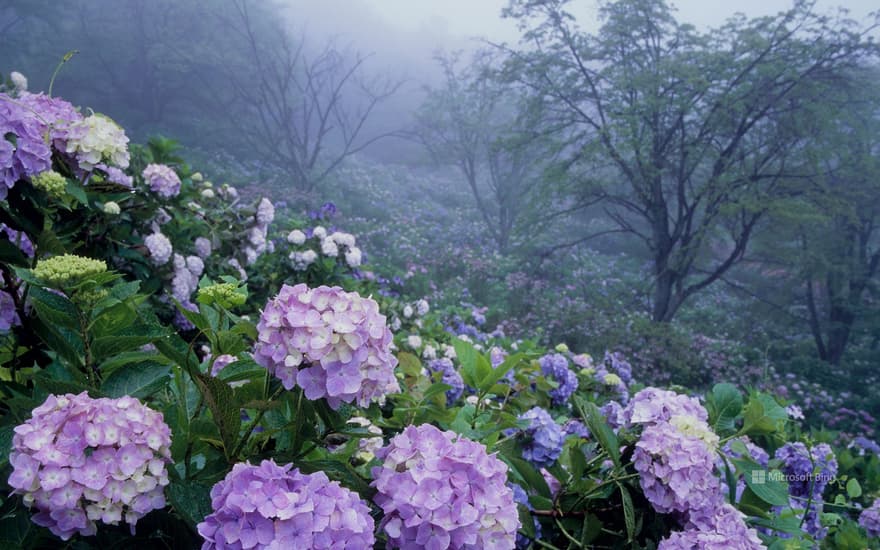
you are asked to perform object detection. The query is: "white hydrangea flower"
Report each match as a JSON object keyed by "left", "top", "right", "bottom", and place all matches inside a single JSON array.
[
  {"left": 416, "top": 299, "right": 430, "bottom": 316},
  {"left": 287, "top": 229, "right": 306, "bottom": 245},
  {"left": 66, "top": 113, "right": 130, "bottom": 170},
  {"left": 312, "top": 226, "right": 327, "bottom": 239},
  {"left": 102, "top": 201, "right": 120, "bottom": 215},
  {"left": 407, "top": 335, "right": 422, "bottom": 349},
  {"left": 422, "top": 345, "right": 437, "bottom": 360},
  {"left": 321, "top": 238, "right": 338, "bottom": 257},
  {"left": 329, "top": 232, "right": 356, "bottom": 248},
  {"left": 345, "top": 246, "right": 362, "bottom": 268},
  {"left": 10, "top": 71, "right": 27, "bottom": 92},
  {"left": 403, "top": 305, "right": 413, "bottom": 318},
  {"left": 200, "top": 188, "right": 215, "bottom": 199}
]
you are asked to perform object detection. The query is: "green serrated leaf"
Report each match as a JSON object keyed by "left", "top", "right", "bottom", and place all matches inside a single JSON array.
[
  {"left": 101, "top": 362, "right": 171, "bottom": 398},
  {"left": 167, "top": 480, "right": 212, "bottom": 529},
  {"left": 573, "top": 396, "right": 620, "bottom": 467}
]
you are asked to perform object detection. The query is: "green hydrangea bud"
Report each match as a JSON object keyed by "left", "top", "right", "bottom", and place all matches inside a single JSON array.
[
  {"left": 603, "top": 373, "right": 622, "bottom": 386},
  {"left": 31, "top": 171, "right": 67, "bottom": 198},
  {"left": 102, "top": 201, "right": 121, "bottom": 215},
  {"left": 190, "top": 172, "right": 204, "bottom": 182},
  {"left": 197, "top": 282, "right": 246, "bottom": 309},
  {"left": 71, "top": 287, "right": 109, "bottom": 307},
  {"left": 33, "top": 254, "right": 107, "bottom": 286},
  {"left": 579, "top": 367, "right": 595, "bottom": 377},
  {"left": 555, "top": 343, "right": 569, "bottom": 353}
]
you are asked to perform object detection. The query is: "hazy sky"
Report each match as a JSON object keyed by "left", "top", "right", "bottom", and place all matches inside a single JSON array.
[{"left": 357, "top": 0, "right": 877, "bottom": 43}]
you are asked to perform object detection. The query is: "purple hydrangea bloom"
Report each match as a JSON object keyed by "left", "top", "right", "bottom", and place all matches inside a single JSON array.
[
  {"left": 659, "top": 502, "right": 765, "bottom": 549},
  {"left": 16, "top": 92, "right": 82, "bottom": 151},
  {"left": 849, "top": 436, "right": 880, "bottom": 457},
  {"left": 8, "top": 393, "right": 172, "bottom": 540},
  {"left": 95, "top": 163, "right": 133, "bottom": 189},
  {"left": 1, "top": 223, "right": 34, "bottom": 257},
  {"left": 0, "top": 92, "right": 62, "bottom": 197},
  {"left": 624, "top": 387, "right": 707, "bottom": 428},
  {"left": 0, "top": 288, "right": 20, "bottom": 330},
  {"left": 860, "top": 498, "right": 880, "bottom": 538},
  {"left": 144, "top": 231, "right": 173, "bottom": 266},
  {"left": 142, "top": 163, "right": 181, "bottom": 198},
  {"left": 602, "top": 351, "right": 633, "bottom": 384},
  {"left": 600, "top": 400, "right": 626, "bottom": 431},
  {"left": 426, "top": 358, "right": 464, "bottom": 405},
  {"left": 210, "top": 354, "right": 236, "bottom": 377},
  {"left": 371, "top": 424, "right": 519, "bottom": 549},
  {"left": 194, "top": 237, "right": 212, "bottom": 259},
  {"left": 197, "top": 459, "right": 374, "bottom": 549},
  {"left": 538, "top": 353, "right": 578, "bottom": 406},
  {"left": 253, "top": 283, "right": 399, "bottom": 409},
  {"left": 632, "top": 419, "right": 722, "bottom": 515},
  {"left": 509, "top": 407, "right": 564, "bottom": 468},
  {"left": 775, "top": 442, "right": 837, "bottom": 540},
  {"left": 563, "top": 419, "right": 590, "bottom": 440}
]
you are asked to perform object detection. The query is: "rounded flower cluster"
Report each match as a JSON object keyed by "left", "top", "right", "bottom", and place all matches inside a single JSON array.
[
  {"left": 142, "top": 163, "right": 181, "bottom": 198},
  {"left": 243, "top": 198, "right": 274, "bottom": 265},
  {"left": 253, "top": 283, "right": 400, "bottom": 409},
  {"left": 509, "top": 407, "right": 564, "bottom": 468},
  {"left": 144, "top": 231, "right": 173, "bottom": 266},
  {"left": 65, "top": 113, "right": 130, "bottom": 171},
  {"left": 170, "top": 254, "right": 204, "bottom": 319},
  {"left": 194, "top": 237, "right": 212, "bottom": 259},
  {"left": 31, "top": 170, "right": 67, "bottom": 198},
  {"left": 198, "top": 282, "right": 246, "bottom": 309},
  {"left": 625, "top": 388, "right": 721, "bottom": 515},
  {"left": 775, "top": 442, "right": 837, "bottom": 540},
  {"left": 8, "top": 393, "right": 172, "bottom": 540},
  {"left": 623, "top": 387, "right": 707, "bottom": 427},
  {"left": 659, "top": 502, "right": 765, "bottom": 549},
  {"left": 631, "top": 417, "right": 721, "bottom": 514},
  {"left": 17, "top": 92, "right": 82, "bottom": 151},
  {"left": 426, "top": 358, "right": 464, "bottom": 405},
  {"left": 859, "top": 498, "right": 880, "bottom": 538},
  {"left": 1, "top": 92, "right": 56, "bottom": 197},
  {"left": 197, "top": 459, "right": 374, "bottom": 549},
  {"left": 371, "top": 424, "right": 519, "bottom": 549},
  {"left": 33, "top": 254, "right": 107, "bottom": 286},
  {"left": 538, "top": 353, "right": 578, "bottom": 406}
]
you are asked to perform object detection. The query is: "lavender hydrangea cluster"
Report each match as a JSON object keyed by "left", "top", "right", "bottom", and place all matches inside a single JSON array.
[
  {"left": 171, "top": 253, "right": 204, "bottom": 311},
  {"left": 197, "top": 459, "right": 374, "bottom": 549},
  {"left": 509, "top": 407, "right": 564, "bottom": 468},
  {"left": 625, "top": 388, "right": 722, "bottom": 515},
  {"left": 142, "top": 163, "right": 181, "bottom": 198},
  {"left": 253, "top": 283, "right": 400, "bottom": 409},
  {"left": 538, "top": 353, "right": 578, "bottom": 406},
  {"left": 659, "top": 502, "right": 765, "bottom": 549},
  {"left": 1, "top": 92, "right": 57, "bottom": 197},
  {"left": 144, "top": 231, "right": 173, "bottom": 266},
  {"left": 371, "top": 424, "right": 519, "bottom": 549},
  {"left": 426, "top": 357, "right": 464, "bottom": 405},
  {"left": 859, "top": 498, "right": 880, "bottom": 538},
  {"left": 775, "top": 442, "right": 838, "bottom": 540},
  {"left": 848, "top": 436, "right": 880, "bottom": 457},
  {"left": 594, "top": 351, "right": 632, "bottom": 404},
  {"left": 8, "top": 393, "right": 172, "bottom": 540}
]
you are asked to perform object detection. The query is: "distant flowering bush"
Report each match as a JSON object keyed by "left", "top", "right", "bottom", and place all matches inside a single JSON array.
[
  {"left": 197, "top": 459, "right": 374, "bottom": 549},
  {"left": 253, "top": 283, "right": 399, "bottom": 408},
  {"left": 538, "top": 353, "right": 578, "bottom": 406},
  {"left": 8, "top": 393, "right": 172, "bottom": 540},
  {"left": 142, "top": 163, "right": 181, "bottom": 198},
  {"left": 510, "top": 406, "right": 564, "bottom": 468},
  {"left": 371, "top": 424, "right": 519, "bottom": 549}
]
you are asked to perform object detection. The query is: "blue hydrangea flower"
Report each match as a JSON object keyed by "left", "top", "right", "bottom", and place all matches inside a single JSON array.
[
  {"left": 510, "top": 407, "right": 564, "bottom": 468},
  {"left": 539, "top": 353, "right": 578, "bottom": 406}
]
